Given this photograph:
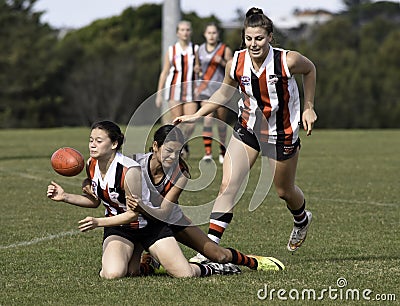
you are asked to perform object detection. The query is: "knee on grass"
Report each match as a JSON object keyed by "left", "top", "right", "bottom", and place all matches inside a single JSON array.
[
  {"left": 99, "top": 268, "right": 127, "bottom": 280},
  {"left": 167, "top": 266, "right": 197, "bottom": 278}
]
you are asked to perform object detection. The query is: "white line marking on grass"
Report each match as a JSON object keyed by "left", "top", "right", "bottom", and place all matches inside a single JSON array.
[{"left": 0, "top": 230, "right": 80, "bottom": 250}]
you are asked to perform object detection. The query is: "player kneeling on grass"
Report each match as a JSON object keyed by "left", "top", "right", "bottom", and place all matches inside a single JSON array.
[
  {"left": 47, "top": 120, "right": 241, "bottom": 279},
  {"left": 124, "top": 124, "right": 285, "bottom": 273}
]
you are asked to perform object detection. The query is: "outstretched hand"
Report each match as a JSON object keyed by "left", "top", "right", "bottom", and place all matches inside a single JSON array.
[
  {"left": 172, "top": 114, "right": 200, "bottom": 125},
  {"left": 47, "top": 181, "right": 65, "bottom": 201},
  {"left": 78, "top": 216, "right": 98, "bottom": 232}
]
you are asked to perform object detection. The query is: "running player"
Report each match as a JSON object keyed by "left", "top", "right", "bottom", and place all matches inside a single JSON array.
[{"left": 174, "top": 8, "right": 317, "bottom": 262}]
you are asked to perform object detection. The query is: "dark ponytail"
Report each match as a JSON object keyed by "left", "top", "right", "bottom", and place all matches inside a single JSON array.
[{"left": 240, "top": 7, "right": 274, "bottom": 49}]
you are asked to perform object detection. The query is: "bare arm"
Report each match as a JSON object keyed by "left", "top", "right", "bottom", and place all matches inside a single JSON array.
[
  {"left": 156, "top": 52, "right": 171, "bottom": 108},
  {"left": 78, "top": 166, "right": 141, "bottom": 231},
  {"left": 173, "top": 60, "right": 238, "bottom": 124},
  {"left": 47, "top": 181, "right": 100, "bottom": 208},
  {"left": 217, "top": 45, "right": 233, "bottom": 68},
  {"left": 287, "top": 51, "right": 317, "bottom": 136},
  {"left": 128, "top": 174, "right": 188, "bottom": 222}
]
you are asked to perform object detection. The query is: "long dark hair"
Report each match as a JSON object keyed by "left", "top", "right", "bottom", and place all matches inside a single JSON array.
[
  {"left": 152, "top": 125, "right": 190, "bottom": 175},
  {"left": 240, "top": 7, "right": 274, "bottom": 49},
  {"left": 91, "top": 121, "right": 124, "bottom": 151}
]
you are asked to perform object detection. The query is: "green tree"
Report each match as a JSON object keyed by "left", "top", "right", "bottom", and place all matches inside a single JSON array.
[
  {"left": 55, "top": 5, "right": 163, "bottom": 126},
  {"left": 297, "top": 1, "right": 400, "bottom": 128},
  {"left": 0, "top": 0, "right": 61, "bottom": 127},
  {"left": 343, "top": 0, "right": 371, "bottom": 9}
]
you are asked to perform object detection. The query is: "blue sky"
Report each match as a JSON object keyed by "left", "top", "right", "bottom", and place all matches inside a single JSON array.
[{"left": 34, "top": 0, "right": 352, "bottom": 28}]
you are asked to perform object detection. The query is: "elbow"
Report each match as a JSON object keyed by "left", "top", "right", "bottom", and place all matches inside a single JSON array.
[
  {"left": 92, "top": 200, "right": 101, "bottom": 208},
  {"left": 127, "top": 210, "right": 139, "bottom": 222}
]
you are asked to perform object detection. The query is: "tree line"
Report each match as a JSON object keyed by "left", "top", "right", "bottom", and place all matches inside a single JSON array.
[{"left": 0, "top": 0, "right": 399, "bottom": 128}]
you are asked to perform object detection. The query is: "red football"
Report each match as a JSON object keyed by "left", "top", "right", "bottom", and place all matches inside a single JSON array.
[{"left": 51, "top": 147, "right": 85, "bottom": 177}]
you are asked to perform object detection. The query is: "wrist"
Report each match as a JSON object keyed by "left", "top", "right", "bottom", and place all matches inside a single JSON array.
[
  {"left": 95, "top": 217, "right": 102, "bottom": 227},
  {"left": 62, "top": 193, "right": 69, "bottom": 203},
  {"left": 304, "top": 101, "right": 314, "bottom": 110}
]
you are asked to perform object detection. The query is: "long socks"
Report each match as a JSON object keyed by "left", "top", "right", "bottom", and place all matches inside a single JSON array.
[{"left": 207, "top": 212, "right": 233, "bottom": 244}]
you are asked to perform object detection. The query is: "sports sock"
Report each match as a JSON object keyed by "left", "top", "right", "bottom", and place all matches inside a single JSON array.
[
  {"left": 191, "top": 262, "right": 213, "bottom": 277},
  {"left": 227, "top": 248, "right": 257, "bottom": 270},
  {"left": 207, "top": 212, "right": 233, "bottom": 244},
  {"left": 139, "top": 262, "right": 154, "bottom": 276},
  {"left": 288, "top": 199, "right": 308, "bottom": 227},
  {"left": 219, "top": 144, "right": 226, "bottom": 156},
  {"left": 203, "top": 126, "right": 213, "bottom": 155}
]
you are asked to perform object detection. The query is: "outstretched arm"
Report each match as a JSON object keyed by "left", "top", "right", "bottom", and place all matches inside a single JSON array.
[
  {"left": 78, "top": 166, "right": 141, "bottom": 232},
  {"left": 47, "top": 181, "right": 100, "bottom": 208},
  {"left": 173, "top": 60, "right": 238, "bottom": 124}
]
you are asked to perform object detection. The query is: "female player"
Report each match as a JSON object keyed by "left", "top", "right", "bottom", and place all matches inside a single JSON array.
[
  {"left": 47, "top": 121, "right": 241, "bottom": 279},
  {"left": 174, "top": 8, "right": 318, "bottom": 262},
  {"left": 126, "top": 124, "right": 285, "bottom": 272},
  {"left": 155, "top": 20, "right": 199, "bottom": 157},
  {"left": 197, "top": 22, "right": 233, "bottom": 164}
]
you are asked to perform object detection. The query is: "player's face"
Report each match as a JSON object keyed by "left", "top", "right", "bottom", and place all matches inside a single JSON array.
[
  {"left": 204, "top": 25, "right": 219, "bottom": 45},
  {"left": 244, "top": 27, "right": 272, "bottom": 60},
  {"left": 158, "top": 141, "right": 182, "bottom": 169},
  {"left": 177, "top": 23, "right": 191, "bottom": 42},
  {"left": 89, "top": 128, "right": 117, "bottom": 160}
]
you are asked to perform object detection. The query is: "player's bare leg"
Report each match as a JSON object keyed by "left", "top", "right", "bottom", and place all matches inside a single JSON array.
[
  {"left": 190, "top": 136, "right": 258, "bottom": 263},
  {"left": 100, "top": 235, "right": 134, "bottom": 279},
  {"left": 270, "top": 151, "right": 312, "bottom": 251}
]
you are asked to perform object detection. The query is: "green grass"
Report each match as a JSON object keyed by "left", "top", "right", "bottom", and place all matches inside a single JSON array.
[{"left": 0, "top": 127, "right": 399, "bottom": 305}]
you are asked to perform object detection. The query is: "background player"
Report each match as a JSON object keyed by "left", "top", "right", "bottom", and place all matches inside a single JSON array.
[
  {"left": 156, "top": 20, "right": 199, "bottom": 158},
  {"left": 196, "top": 22, "right": 233, "bottom": 163}
]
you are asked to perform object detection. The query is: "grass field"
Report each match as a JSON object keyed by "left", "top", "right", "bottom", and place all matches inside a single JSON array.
[{"left": 0, "top": 127, "right": 399, "bottom": 305}]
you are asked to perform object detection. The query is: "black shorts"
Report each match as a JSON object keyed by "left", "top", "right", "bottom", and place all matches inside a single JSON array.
[
  {"left": 233, "top": 121, "right": 301, "bottom": 161},
  {"left": 168, "top": 215, "right": 193, "bottom": 234},
  {"left": 103, "top": 220, "right": 174, "bottom": 251}
]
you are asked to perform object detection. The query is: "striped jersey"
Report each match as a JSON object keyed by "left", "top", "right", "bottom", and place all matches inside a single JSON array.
[
  {"left": 164, "top": 42, "right": 198, "bottom": 102},
  {"left": 230, "top": 46, "right": 301, "bottom": 145},
  {"left": 197, "top": 42, "right": 226, "bottom": 98},
  {"left": 87, "top": 152, "right": 150, "bottom": 229},
  {"left": 133, "top": 153, "right": 186, "bottom": 224}
]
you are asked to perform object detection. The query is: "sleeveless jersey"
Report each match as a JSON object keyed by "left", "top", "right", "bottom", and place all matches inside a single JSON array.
[
  {"left": 133, "top": 153, "right": 185, "bottom": 225},
  {"left": 230, "top": 46, "right": 301, "bottom": 145},
  {"left": 164, "top": 42, "right": 198, "bottom": 102},
  {"left": 197, "top": 42, "right": 226, "bottom": 98},
  {"left": 87, "top": 152, "right": 150, "bottom": 229}
]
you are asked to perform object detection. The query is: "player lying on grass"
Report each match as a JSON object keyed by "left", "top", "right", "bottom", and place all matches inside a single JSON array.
[
  {"left": 125, "top": 124, "right": 285, "bottom": 273},
  {"left": 47, "top": 120, "right": 241, "bottom": 279}
]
